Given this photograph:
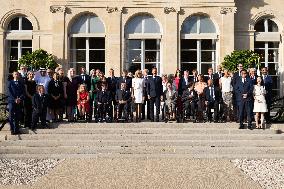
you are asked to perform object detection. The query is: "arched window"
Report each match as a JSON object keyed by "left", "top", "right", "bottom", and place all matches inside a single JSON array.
[
  {"left": 180, "top": 16, "right": 217, "bottom": 75},
  {"left": 69, "top": 15, "right": 105, "bottom": 73},
  {"left": 125, "top": 15, "right": 161, "bottom": 74},
  {"left": 6, "top": 16, "right": 33, "bottom": 73},
  {"left": 254, "top": 18, "right": 280, "bottom": 96}
]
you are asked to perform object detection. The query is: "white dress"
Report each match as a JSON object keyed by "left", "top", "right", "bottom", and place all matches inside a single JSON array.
[
  {"left": 132, "top": 78, "right": 145, "bottom": 103},
  {"left": 253, "top": 85, "right": 268, "bottom": 113}
]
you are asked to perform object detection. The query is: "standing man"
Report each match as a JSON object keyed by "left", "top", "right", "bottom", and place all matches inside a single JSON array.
[
  {"left": 213, "top": 65, "right": 223, "bottom": 88},
  {"left": 147, "top": 67, "right": 163, "bottom": 122},
  {"left": 117, "top": 70, "right": 132, "bottom": 91},
  {"left": 249, "top": 68, "right": 258, "bottom": 85},
  {"left": 205, "top": 68, "right": 214, "bottom": 83},
  {"left": 180, "top": 70, "right": 190, "bottom": 93},
  {"left": 107, "top": 68, "right": 118, "bottom": 118},
  {"left": 79, "top": 67, "right": 91, "bottom": 91},
  {"left": 142, "top": 69, "right": 150, "bottom": 120},
  {"left": 236, "top": 70, "right": 253, "bottom": 129},
  {"left": 189, "top": 69, "right": 198, "bottom": 83},
  {"left": 232, "top": 63, "right": 244, "bottom": 122},
  {"left": 7, "top": 71, "right": 25, "bottom": 135},
  {"left": 261, "top": 67, "right": 273, "bottom": 124}
]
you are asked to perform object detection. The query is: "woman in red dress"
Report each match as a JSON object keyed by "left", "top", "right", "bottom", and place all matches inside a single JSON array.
[{"left": 77, "top": 84, "right": 90, "bottom": 117}]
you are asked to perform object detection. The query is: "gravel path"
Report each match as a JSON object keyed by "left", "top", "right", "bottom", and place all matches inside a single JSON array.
[
  {"left": 232, "top": 159, "right": 284, "bottom": 189},
  {"left": 0, "top": 159, "right": 63, "bottom": 185}
]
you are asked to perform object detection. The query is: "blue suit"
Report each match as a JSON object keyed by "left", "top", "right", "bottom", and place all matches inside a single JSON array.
[
  {"left": 235, "top": 78, "right": 253, "bottom": 127},
  {"left": 7, "top": 80, "right": 25, "bottom": 134}
]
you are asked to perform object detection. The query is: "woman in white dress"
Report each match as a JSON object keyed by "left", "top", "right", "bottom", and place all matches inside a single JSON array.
[
  {"left": 132, "top": 70, "right": 145, "bottom": 122},
  {"left": 253, "top": 77, "right": 268, "bottom": 129}
]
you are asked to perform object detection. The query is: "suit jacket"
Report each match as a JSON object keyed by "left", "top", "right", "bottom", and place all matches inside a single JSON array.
[
  {"left": 262, "top": 75, "right": 273, "bottom": 93},
  {"left": 204, "top": 74, "right": 214, "bottom": 83},
  {"left": 213, "top": 72, "right": 224, "bottom": 87},
  {"left": 180, "top": 77, "right": 190, "bottom": 93},
  {"left": 32, "top": 93, "right": 49, "bottom": 114},
  {"left": 79, "top": 74, "right": 91, "bottom": 91},
  {"left": 96, "top": 90, "right": 112, "bottom": 104},
  {"left": 143, "top": 76, "right": 149, "bottom": 97},
  {"left": 203, "top": 86, "right": 222, "bottom": 103},
  {"left": 249, "top": 75, "right": 258, "bottom": 85},
  {"left": 235, "top": 78, "right": 253, "bottom": 102},
  {"left": 7, "top": 80, "right": 25, "bottom": 103},
  {"left": 182, "top": 89, "right": 198, "bottom": 103},
  {"left": 189, "top": 76, "right": 199, "bottom": 83},
  {"left": 48, "top": 79, "right": 64, "bottom": 97},
  {"left": 107, "top": 76, "right": 118, "bottom": 95},
  {"left": 147, "top": 76, "right": 163, "bottom": 98},
  {"left": 115, "top": 89, "right": 132, "bottom": 103},
  {"left": 117, "top": 76, "right": 132, "bottom": 91}
]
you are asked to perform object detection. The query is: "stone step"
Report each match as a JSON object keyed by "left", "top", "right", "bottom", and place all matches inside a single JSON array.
[
  {"left": 0, "top": 146, "right": 284, "bottom": 155},
  {"left": 1, "top": 139, "right": 284, "bottom": 148},
  {"left": 6, "top": 133, "right": 284, "bottom": 141}
]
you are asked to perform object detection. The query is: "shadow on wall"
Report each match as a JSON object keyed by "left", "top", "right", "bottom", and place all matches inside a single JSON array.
[{"left": 234, "top": 0, "right": 268, "bottom": 50}]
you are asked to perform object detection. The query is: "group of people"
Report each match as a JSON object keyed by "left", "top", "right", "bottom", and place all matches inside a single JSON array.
[{"left": 7, "top": 63, "right": 273, "bottom": 135}]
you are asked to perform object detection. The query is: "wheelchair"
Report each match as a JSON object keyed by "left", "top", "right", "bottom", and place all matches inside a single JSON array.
[
  {"left": 115, "top": 102, "right": 131, "bottom": 123},
  {"left": 94, "top": 103, "right": 113, "bottom": 123},
  {"left": 74, "top": 104, "right": 92, "bottom": 123}
]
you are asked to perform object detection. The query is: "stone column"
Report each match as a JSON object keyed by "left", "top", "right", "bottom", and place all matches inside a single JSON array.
[
  {"left": 50, "top": 5, "right": 67, "bottom": 69},
  {"left": 163, "top": 7, "right": 179, "bottom": 75},
  {"left": 105, "top": 7, "right": 121, "bottom": 76},
  {"left": 0, "top": 31, "right": 5, "bottom": 93}
]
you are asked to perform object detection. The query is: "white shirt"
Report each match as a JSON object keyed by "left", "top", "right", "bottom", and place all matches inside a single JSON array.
[{"left": 220, "top": 76, "right": 233, "bottom": 93}]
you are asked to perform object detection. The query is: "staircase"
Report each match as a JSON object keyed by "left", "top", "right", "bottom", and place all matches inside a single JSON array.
[{"left": 0, "top": 122, "right": 284, "bottom": 159}]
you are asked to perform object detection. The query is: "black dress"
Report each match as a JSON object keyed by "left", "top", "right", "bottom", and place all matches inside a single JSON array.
[
  {"left": 66, "top": 76, "right": 80, "bottom": 107},
  {"left": 47, "top": 79, "right": 64, "bottom": 109},
  {"left": 24, "top": 79, "right": 37, "bottom": 128}
]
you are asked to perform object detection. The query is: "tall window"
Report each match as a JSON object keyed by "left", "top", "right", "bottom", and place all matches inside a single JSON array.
[
  {"left": 7, "top": 16, "right": 33, "bottom": 72},
  {"left": 181, "top": 16, "right": 217, "bottom": 75},
  {"left": 254, "top": 18, "right": 280, "bottom": 97},
  {"left": 69, "top": 15, "right": 105, "bottom": 73},
  {"left": 125, "top": 15, "right": 161, "bottom": 74}
]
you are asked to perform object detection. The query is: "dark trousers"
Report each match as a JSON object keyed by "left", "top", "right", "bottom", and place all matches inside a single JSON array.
[
  {"left": 97, "top": 103, "right": 112, "bottom": 119},
  {"left": 31, "top": 109, "right": 47, "bottom": 129},
  {"left": 265, "top": 97, "right": 271, "bottom": 123},
  {"left": 8, "top": 103, "right": 23, "bottom": 134},
  {"left": 239, "top": 100, "right": 252, "bottom": 127},
  {"left": 24, "top": 101, "right": 32, "bottom": 128},
  {"left": 142, "top": 98, "right": 150, "bottom": 120},
  {"left": 206, "top": 101, "right": 219, "bottom": 121},
  {"left": 184, "top": 101, "right": 196, "bottom": 118},
  {"left": 117, "top": 103, "right": 130, "bottom": 120},
  {"left": 149, "top": 96, "right": 161, "bottom": 121}
]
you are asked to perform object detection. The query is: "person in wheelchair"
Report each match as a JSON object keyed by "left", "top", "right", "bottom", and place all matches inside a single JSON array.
[
  {"left": 95, "top": 82, "right": 112, "bottom": 122},
  {"left": 182, "top": 82, "right": 198, "bottom": 121},
  {"left": 163, "top": 82, "right": 177, "bottom": 122},
  {"left": 115, "top": 82, "right": 132, "bottom": 122},
  {"left": 77, "top": 84, "right": 91, "bottom": 121}
]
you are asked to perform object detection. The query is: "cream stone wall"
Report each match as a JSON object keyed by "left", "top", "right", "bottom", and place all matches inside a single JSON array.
[{"left": 0, "top": 0, "right": 283, "bottom": 95}]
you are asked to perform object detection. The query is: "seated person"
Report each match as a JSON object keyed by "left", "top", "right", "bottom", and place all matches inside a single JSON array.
[
  {"left": 31, "top": 85, "right": 49, "bottom": 131},
  {"left": 115, "top": 82, "right": 132, "bottom": 121},
  {"left": 163, "top": 82, "right": 177, "bottom": 121},
  {"left": 95, "top": 82, "right": 112, "bottom": 121},
  {"left": 77, "top": 84, "right": 91, "bottom": 118},
  {"left": 203, "top": 79, "right": 222, "bottom": 122},
  {"left": 182, "top": 82, "right": 198, "bottom": 120}
]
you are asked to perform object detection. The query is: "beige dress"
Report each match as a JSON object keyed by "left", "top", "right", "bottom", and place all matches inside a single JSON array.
[{"left": 253, "top": 85, "right": 268, "bottom": 113}]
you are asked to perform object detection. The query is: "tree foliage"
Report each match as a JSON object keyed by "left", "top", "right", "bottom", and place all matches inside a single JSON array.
[
  {"left": 222, "top": 50, "right": 260, "bottom": 72},
  {"left": 18, "top": 49, "right": 58, "bottom": 70}
]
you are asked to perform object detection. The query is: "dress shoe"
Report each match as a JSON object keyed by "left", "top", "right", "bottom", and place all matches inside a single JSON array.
[{"left": 239, "top": 125, "right": 245, "bottom": 129}]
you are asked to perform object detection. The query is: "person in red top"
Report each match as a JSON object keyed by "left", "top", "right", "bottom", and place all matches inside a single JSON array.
[{"left": 77, "top": 84, "right": 90, "bottom": 117}]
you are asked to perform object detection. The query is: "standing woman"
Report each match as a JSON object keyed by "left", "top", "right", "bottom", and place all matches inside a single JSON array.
[
  {"left": 194, "top": 74, "right": 207, "bottom": 122},
  {"left": 253, "top": 77, "right": 268, "bottom": 129},
  {"left": 66, "top": 68, "right": 80, "bottom": 122},
  {"left": 173, "top": 70, "right": 182, "bottom": 95},
  {"left": 90, "top": 69, "right": 100, "bottom": 117},
  {"left": 132, "top": 70, "right": 145, "bottom": 122},
  {"left": 48, "top": 73, "right": 64, "bottom": 122},
  {"left": 24, "top": 71, "right": 37, "bottom": 128}
]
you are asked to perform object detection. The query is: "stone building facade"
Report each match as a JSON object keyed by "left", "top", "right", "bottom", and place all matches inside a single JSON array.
[{"left": 0, "top": 0, "right": 283, "bottom": 96}]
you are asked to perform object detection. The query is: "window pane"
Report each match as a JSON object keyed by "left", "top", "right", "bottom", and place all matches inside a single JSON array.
[
  {"left": 9, "top": 61, "right": 18, "bottom": 73},
  {"left": 254, "top": 49, "right": 265, "bottom": 62},
  {"left": 22, "top": 48, "right": 32, "bottom": 56},
  {"left": 126, "top": 16, "right": 142, "bottom": 34},
  {"left": 22, "top": 17, "right": 33, "bottom": 30},
  {"left": 128, "top": 50, "right": 141, "bottom": 63},
  {"left": 145, "top": 51, "right": 159, "bottom": 62},
  {"left": 271, "top": 76, "right": 280, "bottom": 91},
  {"left": 201, "top": 64, "right": 215, "bottom": 75},
  {"left": 71, "top": 38, "right": 86, "bottom": 49},
  {"left": 75, "top": 50, "right": 86, "bottom": 62},
  {"left": 268, "top": 49, "right": 278, "bottom": 62},
  {"left": 22, "top": 40, "right": 32, "bottom": 47},
  {"left": 89, "top": 50, "right": 105, "bottom": 62},
  {"left": 255, "top": 20, "right": 265, "bottom": 32},
  {"left": 89, "top": 38, "right": 105, "bottom": 49},
  {"left": 89, "top": 63, "right": 105, "bottom": 74},
  {"left": 200, "top": 17, "right": 216, "bottom": 33},
  {"left": 128, "top": 40, "right": 141, "bottom": 49},
  {"left": 181, "top": 51, "right": 197, "bottom": 62},
  {"left": 254, "top": 42, "right": 265, "bottom": 49},
  {"left": 126, "top": 63, "right": 141, "bottom": 74},
  {"left": 267, "top": 63, "right": 278, "bottom": 75},
  {"left": 145, "top": 39, "right": 159, "bottom": 50},
  {"left": 268, "top": 42, "right": 279, "bottom": 48},
  {"left": 8, "top": 18, "right": 19, "bottom": 30},
  {"left": 144, "top": 17, "right": 160, "bottom": 33},
  {"left": 181, "top": 39, "right": 197, "bottom": 50},
  {"left": 181, "top": 63, "right": 197, "bottom": 73},
  {"left": 145, "top": 63, "right": 160, "bottom": 74},
  {"left": 181, "top": 16, "right": 198, "bottom": 34},
  {"left": 10, "top": 40, "right": 18, "bottom": 47},
  {"left": 201, "top": 51, "right": 215, "bottom": 62},
  {"left": 71, "top": 16, "right": 87, "bottom": 33},
  {"left": 89, "top": 16, "right": 105, "bottom": 33},
  {"left": 9, "top": 48, "right": 18, "bottom": 60},
  {"left": 268, "top": 19, "right": 278, "bottom": 32},
  {"left": 201, "top": 40, "right": 215, "bottom": 50}
]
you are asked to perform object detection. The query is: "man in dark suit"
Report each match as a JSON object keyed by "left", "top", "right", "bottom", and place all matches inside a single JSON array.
[
  {"left": 235, "top": 70, "right": 253, "bottom": 129},
  {"left": 142, "top": 69, "right": 150, "bottom": 120},
  {"left": 205, "top": 68, "right": 214, "bottom": 83},
  {"left": 180, "top": 70, "right": 190, "bottom": 94},
  {"left": 79, "top": 67, "right": 91, "bottom": 91},
  {"left": 107, "top": 68, "right": 118, "bottom": 115},
  {"left": 7, "top": 71, "right": 25, "bottom": 135},
  {"left": 204, "top": 79, "right": 222, "bottom": 122},
  {"left": 117, "top": 70, "right": 132, "bottom": 91},
  {"left": 96, "top": 82, "right": 112, "bottom": 121},
  {"left": 213, "top": 65, "right": 224, "bottom": 88},
  {"left": 147, "top": 67, "right": 163, "bottom": 122},
  {"left": 115, "top": 82, "right": 132, "bottom": 121},
  {"left": 249, "top": 68, "right": 258, "bottom": 85},
  {"left": 261, "top": 67, "right": 273, "bottom": 123},
  {"left": 189, "top": 69, "right": 199, "bottom": 83},
  {"left": 232, "top": 63, "right": 244, "bottom": 122},
  {"left": 182, "top": 82, "right": 198, "bottom": 120}
]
